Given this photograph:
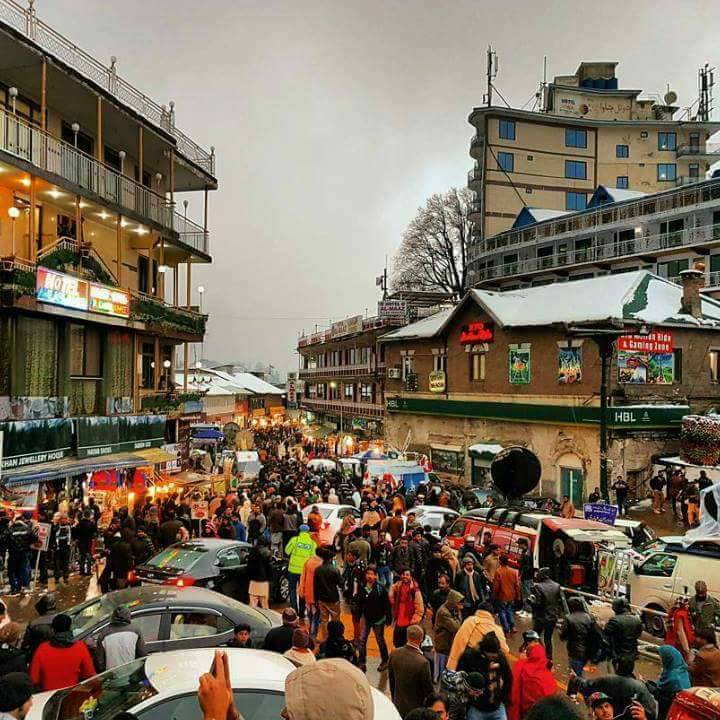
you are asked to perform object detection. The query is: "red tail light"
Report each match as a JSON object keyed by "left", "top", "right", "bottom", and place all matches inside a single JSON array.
[
  {"left": 164, "top": 575, "right": 195, "bottom": 587},
  {"left": 127, "top": 570, "right": 137, "bottom": 584}
]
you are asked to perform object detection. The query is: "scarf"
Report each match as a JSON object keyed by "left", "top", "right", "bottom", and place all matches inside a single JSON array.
[
  {"left": 658, "top": 645, "right": 691, "bottom": 692},
  {"left": 464, "top": 570, "right": 479, "bottom": 603}
]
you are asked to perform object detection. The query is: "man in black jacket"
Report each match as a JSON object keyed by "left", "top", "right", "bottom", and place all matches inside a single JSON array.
[
  {"left": 262, "top": 607, "right": 302, "bottom": 654},
  {"left": 356, "top": 564, "right": 391, "bottom": 671},
  {"left": 247, "top": 537, "right": 273, "bottom": 609},
  {"left": 560, "top": 596, "right": 595, "bottom": 676},
  {"left": 130, "top": 526, "right": 155, "bottom": 566},
  {"left": 531, "top": 567, "right": 566, "bottom": 661},
  {"left": 73, "top": 510, "right": 97, "bottom": 576},
  {"left": 314, "top": 547, "right": 342, "bottom": 642},
  {"left": 6, "top": 513, "right": 36, "bottom": 595},
  {"left": 603, "top": 597, "right": 642, "bottom": 672},
  {"left": 21, "top": 593, "right": 57, "bottom": 661},
  {"left": 157, "top": 510, "right": 183, "bottom": 549}
]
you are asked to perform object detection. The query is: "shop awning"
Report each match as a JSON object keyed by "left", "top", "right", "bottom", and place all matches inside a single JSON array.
[
  {"left": 191, "top": 428, "right": 224, "bottom": 440},
  {"left": 173, "top": 471, "right": 213, "bottom": 487},
  {"left": 134, "top": 448, "right": 177, "bottom": 465},
  {"left": 468, "top": 443, "right": 505, "bottom": 460},
  {"left": 0, "top": 450, "right": 154, "bottom": 487}
]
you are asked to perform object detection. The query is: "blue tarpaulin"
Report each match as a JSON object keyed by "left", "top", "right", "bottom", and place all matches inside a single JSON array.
[{"left": 191, "top": 428, "right": 224, "bottom": 440}]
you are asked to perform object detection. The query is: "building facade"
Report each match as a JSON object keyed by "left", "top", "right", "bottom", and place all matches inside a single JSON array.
[
  {"left": 381, "top": 272, "right": 720, "bottom": 502},
  {"left": 468, "top": 178, "right": 720, "bottom": 292},
  {"left": 468, "top": 61, "right": 720, "bottom": 249},
  {"left": 0, "top": 4, "right": 216, "bottom": 502}
]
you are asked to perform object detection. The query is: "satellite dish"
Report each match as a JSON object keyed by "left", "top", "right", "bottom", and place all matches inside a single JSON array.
[
  {"left": 664, "top": 90, "right": 678, "bottom": 105},
  {"left": 490, "top": 446, "right": 542, "bottom": 500}
]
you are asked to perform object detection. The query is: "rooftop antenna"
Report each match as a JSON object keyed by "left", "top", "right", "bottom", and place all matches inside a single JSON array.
[
  {"left": 541, "top": 55, "right": 548, "bottom": 112},
  {"left": 484, "top": 46, "right": 498, "bottom": 107},
  {"left": 698, "top": 63, "right": 715, "bottom": 121}
]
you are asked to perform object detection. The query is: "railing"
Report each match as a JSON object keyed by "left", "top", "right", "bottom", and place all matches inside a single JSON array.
[
  {"left": 470, "top": 133, "right": 484, "bottom": 149},
  {"left": 301, "top": 397, "right": 385, "bottom": 418},
  {"left": 468, "top": 166, "right": 483, "bottom": 184},
  {"left": 0, "top": 0, "right": 215, "bottom": 175},
  {"left": 468, "top": 199, "right": 482, "bottom": 216},
  {"left": 677, "top": 143, "right": 720, "bottom": 158},
  {"left": 36, "top": 235, "right": 78, "bottom": 259},
  {"left": 173, "top": 211, "right": 209, "bottom": 255},
  {"left": 299, "top": 365, "right": 375, "bottom": 378},
  {"left": 473, "top": 224, "right": 720, "bottom": 282},
  {"left": 708, "top": 272, "right": 720, "bottom": 288}
]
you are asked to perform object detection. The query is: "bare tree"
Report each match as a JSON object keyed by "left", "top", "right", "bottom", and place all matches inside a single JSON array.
[{"left": 391, "top": 187, "right": 472, "bottom": 298}]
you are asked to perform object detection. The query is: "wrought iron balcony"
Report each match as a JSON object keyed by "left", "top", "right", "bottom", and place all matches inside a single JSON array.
[
  {"left": 0, "top": 0, "right": 214, "bottom": 175},
  {"left": 300, "top": 397, "right": 384, "bottom": 419}
]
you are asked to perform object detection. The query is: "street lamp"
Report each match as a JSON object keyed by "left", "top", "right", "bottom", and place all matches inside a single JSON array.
[
  {"left": 71, "top": 122, "right": 80, "bottom": 148},
  {"left": 8, "top": 205, "right": 20, "bottom": 256},
  {"left": 329, "top": 381, "right": 343, "bottom": 443},
  {"left": 197, "top": 285, "right": 206, "bottom": 373},
  {"left": 8, "top": 87, "right": 17, "bottom": 114}
]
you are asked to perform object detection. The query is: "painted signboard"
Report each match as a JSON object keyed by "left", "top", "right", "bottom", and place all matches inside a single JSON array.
[
  {"left": 558, "top": 347, "right": 582, "bottom": 384},
  {"left": 618, "top": 331, "right": 673, "bottom": 354},
  {"left": 378, "top": 299, "right": 407, "bottom": 321},
  {"left": 88, "top": 284, "right": 130, "bottom": 318},
  {"left": 36, "top": 267, "right": 89, "bottom": 311},
  {"left": 429, "top": 370, "right": 446, "bottom": 393},
  {"left": 76, "top": 415, "right": 167, "bottom": 458},
  {"left": 331, "top": 315, "right": 364, "bottom": 338},
  {"left": 191, "top": 500, "right": 209, "bottom": 520},
  {"left": 618, "top": 351, "right": 674, "bottom": 385},
  {"left": 509, "top": 348, "right": 531, "bottom": 384}
]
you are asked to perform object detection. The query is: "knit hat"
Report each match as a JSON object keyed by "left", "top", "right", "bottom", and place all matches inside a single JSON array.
[
  {"left": 292, "top": 628, "right": 310, "bottom": 649},
  {"left": 299, "top": 524, "right": 310, "bottom": 532},
  {"left": 0, "top": 673, "right": 33, "bottom": 712},
  {"left": 464, "top": 672, "right": 486, "bottom": 694},
  {"left": 285, "top": 659, "right": 374, "bottom": 720}
]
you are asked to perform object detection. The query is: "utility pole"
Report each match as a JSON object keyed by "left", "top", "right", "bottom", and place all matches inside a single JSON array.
[{"left": 594, "top": 335, "right": 615, "bottom": 499}]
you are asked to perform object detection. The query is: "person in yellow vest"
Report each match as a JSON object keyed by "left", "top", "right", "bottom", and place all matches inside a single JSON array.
[{"left": 285, "top": 525, "right": 317, "bottom": 616}]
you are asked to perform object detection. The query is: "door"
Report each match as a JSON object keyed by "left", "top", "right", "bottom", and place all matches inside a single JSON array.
[
  {"left": 165, "top": 609, "right": 234, "bottom": 650},
  {"left": 560, "top": 467, "right": 584, "bottom": 507},
  {"left": 630, "top": 552, "right": 678, "bottom": 610},
  {"left": 215, "top": 546, "right": 250, "bottom": 601}
]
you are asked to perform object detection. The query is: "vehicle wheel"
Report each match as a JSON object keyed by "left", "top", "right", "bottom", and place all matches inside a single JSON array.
[
  {"left": 276, "top": 575, "right": 290, "bottom": 603},
  {"left": 642, "top": 605, "right": 666, "bottom": 638}
]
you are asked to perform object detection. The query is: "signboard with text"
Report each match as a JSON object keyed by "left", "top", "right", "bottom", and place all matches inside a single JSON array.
[
  {"left": 35, "top": 522, "right": 51, "bottom": 552},
  {"left": 331, "top": 315, "right": 364, "bottom": 338},
  {"left": 36, "top": 267, "right": 89, "bottom": 311},
  {"left": 378, "top": 299, "right": 407, "bottom": 321},
  {"left": 0, "top": 418, "right": 73, "bottom": 470},
  {"left": 583, "top": 503, "right": 618, "bottom": 526},
  {"left": 429, "top": 370, "right": 446, "bottom": 393},
  {"left": 287, "top": 373, "right": 298, "bottom": 408},
  {"left": 618, "top": 331, "right": 673, "bottom": 354},
  {"left": 89, "top": 284, "right": 130, "bottom": 318},
  {"left": 460, "top": 321, "right": 495, "bottom": 345},
  {"left": 76, "top": 415, "right": 167, "bottom": 458},
  {"left": 191, "top": 500, "right": 209, "bottom": 520}
]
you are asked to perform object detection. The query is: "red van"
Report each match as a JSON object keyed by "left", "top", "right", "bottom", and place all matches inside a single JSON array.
[
  {"left": 668, "top": 688, "right": 720, "bottom": 720},
  {"left": 445, "top": 506, "right": 630, "bottom": 591}
]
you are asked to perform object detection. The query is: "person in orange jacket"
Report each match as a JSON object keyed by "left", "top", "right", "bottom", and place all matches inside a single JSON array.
[{"left": 299, "top": 547, "right": 323, "bottom": 638}]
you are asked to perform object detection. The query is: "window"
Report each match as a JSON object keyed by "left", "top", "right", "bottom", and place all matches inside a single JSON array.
[
  {"left": 657, "top": 164, "right": 677, "bottom": 182},
  {"left": 360, "top": 383, "right": 373, "bottom": 402},
  {"left": 659, "top": 258, "right": 689, "bottom": 279},
  {"left": 710, "top": 350, "right": 720, "bottom": 383},
  {"left": 636, "top": 553, "right": 677, "bottom": 577},
  {"left": 470, "top": 351, "right": 486, "bottom": 382},
  {"left": 140, "top": 341, "right": 155, "bottom": 389},
  {"left": 168, "top": 612, "right": 232, "bottom": 640},
  {"left": 70, "top": 325, "right": 102, "bottom": 378},
  {"left": 689, "top": 164, "right": 700, "bottom": 179},
  {"left": 401, "top": 355, "right": 414, "bottom": 380},
  {"left": 673, "top": 349, "right": 683, "bottom": 383},
  {"left": 616, "top": 144, "right": 629, "bottom": 158},
  {"left": 565, "top": 160, "right": 587, "bottom": 179},
  {"left": 616, "top": 176, "right": 629, "bottom": 189},
  {"left": 61, "top": 121, "right": 93, "bottom": 155},
  {"left": 217, "top": 547, "right": 247, "bottom": 568},
  {"left": 137, "top": 255, "right": 158, "bottom": 294},
  {"left": 566, "top": 191, "right": 587, "bottom": 211},
  {"left": 137, "top": 691, "right": 285, "bottom": 720},
  {"left": 447, "top": 520, "right": 467, "bottom": 538},
  {"left": 497, "top": 152, "right": 514, "bottom": 172},
  {"left": 499, "top": 119, "right": 516, "bottom": 140},
  {"left": 344, "top": 383, "right": 354, "bottom": 400},
  {"left": 658, "top": 132, "right": 677, "bottom": 151},
  {"left": 104, "top": 145, "right": 122, "bottom": 172},
  {"left": 565, "top": 128, "right": 587, "bottom": 148},
  {"left": 433, "top": 354, "right": 447, "bottom": 373},
  {"left": 132, "top": 614, "right": 163, "bottom": 643}
]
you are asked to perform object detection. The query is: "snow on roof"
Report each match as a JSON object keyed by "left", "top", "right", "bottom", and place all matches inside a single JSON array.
[
  {"left": 226, "top": 372, "right": 285, "bottom": 395},
  {"left": 588, "top": 185, "right": 647, "bottom": 208},
  {"left": 173, "top": 373, "right": 250, "bottom": 396},
  {"left": 511, "top": 207, "right": 571, "bottom": 229},
  {"left": 468, "top": 443, "right": 505, "bottom": 457},
  {"left": 380, "top": 307, "right": 455, "bottom": 341},
  {"left": 469, "top": 272, "right": 720, "bottom": 328}
]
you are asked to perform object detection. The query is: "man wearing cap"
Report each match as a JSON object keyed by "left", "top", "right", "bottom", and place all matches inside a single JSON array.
[
  {"left": 0, "top": 672, "right": 34, "bottom": 720},
  {"left": 455, "top": 556, "right": 488, "bottom": 619},
  {"left": 458, "top": 536, "right": 483, "bottom": 568},
  {"left": 587, "top": 693, "right": 616, "bottom": 720},
  {"left": 433, "top": 589, "right": 464, "bottom": 680},
  {"left": 285, "top": 525, "right": 317, "bottom": 615}
]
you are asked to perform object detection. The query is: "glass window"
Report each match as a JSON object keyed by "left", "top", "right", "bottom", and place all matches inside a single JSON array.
[
  {"left": 566, "top": 191, "right": 587, "bottom": 211},
  {"left": 447, "top": 519, "right": 467, "bottom": 538},
  {"left": 499, "top": 119, "right": 516, "bottom": 140},
  {"left": 497, "top": 152, "right": 514, "bottom": 172},
  {"left": 710, "top": 350, "right": 720, "bottom": 383},
  {"left": 616, "top": 144, "right": 629, "bottom": 158},
  {"left": 217, "top": 547, "right": 247, "bottom": 568},
  {"left": 401, "top": 355, "right": 414, "bottom": 380},
  {"left": 637, "top": 553, "right": 677, "bottom": 577},
  {"left": 70, "top": 324, "right": 103, "bottom": 378},
  {"left": 168, "top": 611, "right": 232, "bottom": 640},
  {"left": 140, "top": 341, "right": 155, "bottom": 389},
  {"left": 137, "top": 691, "right": 285, "bottom": 720},
  {"left": 132, "top": 613, "right": 163, "bottom": 643},
  {"left": 433, "top": 354, "right": 447, "bottom": 373},
  {"left": 565, "top": 128, "right": 587, "bottom": 148},
  {"left": 145, "top": 544, "right": 207, "bottom": 572},
  {"left": 470, "top": 352, "right": 486, "bottom": 382},
  {"left": 565, "top": 160, "right": 587, "bottom": 179},
  {"left": 344, "top": 383, "right": 354, "bottom": 399},
  {"left": 689, "top": 164, "right": 700, "bottom": 179},
  {"left": 616, "top": 176, "right": 629, "bottom": 189},
  {"left": 657, "top": 163, "right": 677, "bottom": 182},
  {"left": 658, "top": 132, "right": 677, "bottom": 151}
]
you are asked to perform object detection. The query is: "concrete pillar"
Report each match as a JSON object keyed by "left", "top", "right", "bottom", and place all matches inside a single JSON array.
[
  {"left": 40, "top": 59, "right": 47, "bottom": 131},
  {"left": 116, "top": 214, "right": 123, "bottom": 286},
  {"left": 96, "top": 97, "right": 103, "bottom": 162}
]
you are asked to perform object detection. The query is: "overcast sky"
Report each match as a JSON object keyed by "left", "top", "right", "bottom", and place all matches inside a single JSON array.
[{"left": 41, "top": 0, "right": 719, "bottom": 372}]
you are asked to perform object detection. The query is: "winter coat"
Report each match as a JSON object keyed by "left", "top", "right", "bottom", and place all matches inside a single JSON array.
[
  {"left": 604, "top": 610, "right": 642, "bottom": 660},
  {"left": 356, "top": 581, "right": 392, "bottom": 625},
  {"left": 454, "top": 570, "right": 488, "bottom": 613},
  {"left": 109, "top": 538, "right": 134, "bottom": 579},
  {"left": 285, "top": 531, "right": 317, "bottom": 575},
  {"left": 247, "top": 544, "right": 273, "bottom": 583},
  {"left": 389, "top": 545, "right": 414, "bottom": 574},
  {"left": 131, "top": 534, "right": 155, "bottom": 565},
  {"left": 7, "top": 520, "right": 36, "bottom": 555},
  {"left": 389, "top": 580, "right": 424, "bottom": 628},
  {"left": 531, "top": 578, "right": 565, "bottom": 624},
  {"left": 690, "top": 644, "right": 720, "bottom": 688},
  {"left": 95, "top": 607, "right": 148, "bottom": 671},
  {"left": 30, "top": 633, "right": 96, "bottom": 691},
  {"left": 509, "top": 644, "right": 557, "bottom": 720},
  {"left": 388, "top": 644, "right": 434, "bottom": 719},
  {"left": 73, "top": 518, "right": 97, "bottom": 549},
  {"left": 433, "top": 594, "right": 463, "bottom": 655},
  {"left": 157, "top": 519, "right": 183, "bottom": 548},
  {"left": 559, "top": 610, "right": 595, "bottom": 662},
  {"left": 492, "top": 565, "right": 520, "bottom": 603},
  {"left": 447, "top": 610, "right": 509, "bottom": 670},
  {"left": 0, "top": 643, "right": 28, "bottom": 676},
  {"left": 578, "top": 673, "right": 657, "bottom": 720},
  {"left": 314, "top": 562, "right": 342, "bottom": 604}
]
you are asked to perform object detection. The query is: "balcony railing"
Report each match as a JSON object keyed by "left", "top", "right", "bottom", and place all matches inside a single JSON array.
[
  {"left": 708, "top": 271, "right": 720, "bottom": 289},
  {"left": 468, "top": 166, "right": 483, "bottom": 184},
  {"left": 474, "top": 224, "right": 720, "bottom": 283},
  {"left": 299, "top": 365, "right": 376, "bottom": 378},
  {"left": 173, "top": 211, "right": 209, "bottom": 255},
  {"left": 677, "top": 143, "right": 720, "bottom": 158},
  {"left": 301, "top": 397, "right": 384, "bottom": 419},
  {"left": 0, "top": 0, "right": 215, "bottom": 175}
]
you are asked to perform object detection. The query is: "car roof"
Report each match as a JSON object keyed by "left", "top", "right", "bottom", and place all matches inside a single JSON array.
[
  {"left": 88, "top": 585, "right": 235, "bottom": 607},
  {"left": 173, "top": 538, "right": 252, "bottom": 550},
  {"left": 144, "top": 648, "right": 293, "bottom": 695},
  {"left": 412, "top": 505, "right": 458, "bottom": 514}
]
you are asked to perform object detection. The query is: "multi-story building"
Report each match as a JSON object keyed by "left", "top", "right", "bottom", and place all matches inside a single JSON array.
[
  {"left": 297, "top": 293, "right": 450, "bottom": 443},
  {"left": 468, "top": 61, "right": 720, "bottom": 251},
  {"left": 467, "top": 177, "right": 720, "bottom": 292},
  {"left": 0, "top": 4, "right": 215, "bottom": 503},
  {"left": 381, "top": 271, "right": 720, "bottom": 500}
]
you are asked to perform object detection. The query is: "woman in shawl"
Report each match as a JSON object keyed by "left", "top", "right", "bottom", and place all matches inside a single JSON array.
[
  {"left": 508, "top": 643, "right": 557, "bottom": 720},
  {"left": 665, "top": 597, "right": 695, "bottom": 662},
  {"left": 654, "top": 645, "right": 691, "bottom": 720},
  {"left": 440, "top": 539, "right": 459, "bottom": 579}
]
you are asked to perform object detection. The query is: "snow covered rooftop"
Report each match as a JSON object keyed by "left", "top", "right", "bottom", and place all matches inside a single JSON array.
[
  {"left": 380, "top": 308, "right": 455, "bottom": 342},
  {"left": 471, "top": 272, "right": 720, "bottom": 328},
  {"left": 223, "top": 371, "right": 285, "bottom": 395},
  {"left": 511, "top": 207, "right": 572, "bottom": 229},
  {"left": 588, "top": 185, "right": 647, "bottom": 208}
]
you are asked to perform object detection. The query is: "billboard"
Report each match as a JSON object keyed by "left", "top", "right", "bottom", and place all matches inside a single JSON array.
[
  {"left": 618, "top": 331, "right": 673, "bottom": 354},
  {"left": 89, "top": 284, "right": 130, "bottom": 318},
  {"left": 331, "top": 315, "right": 364, "bottom": 338},
  {"left": 76, "top": 414, "right": 167, "bottom": 458},
  {"left": 0, "top": 418, "right": 74, "bottom": 470},
  {"left": 36, "top": 267, "right": 89, "bottom": 311},
  {"left": 378, "top": 299, "right": 407, "bottom": 321}
]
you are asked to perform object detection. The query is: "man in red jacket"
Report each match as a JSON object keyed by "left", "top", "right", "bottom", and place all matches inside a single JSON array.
[{"left": 30, "top": 614, "right": 95, "bottom": 691}]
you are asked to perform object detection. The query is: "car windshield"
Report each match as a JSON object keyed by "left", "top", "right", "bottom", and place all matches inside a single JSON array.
[
  {"left": 45, "top": 659, "right": 157, "bottom": 720},
  {"left": 67, "top": 593, "right": 145, "bottom": 639},
  {"left": 145, "top": 545, "right": 207, "bottom": 572}
]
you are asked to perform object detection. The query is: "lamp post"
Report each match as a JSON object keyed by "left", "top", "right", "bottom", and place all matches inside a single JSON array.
[
  {"left": 8, "top": 206, "right": 20, "bottom": 256},
  {"left": 71, "top": 122, "right": 80, "bottom": 148},
  {"left": 8, "top": 87, "right": 17, "bottom": 114},
  {"left": 198, "top": 285, "right": 205, "bottom": 370}
]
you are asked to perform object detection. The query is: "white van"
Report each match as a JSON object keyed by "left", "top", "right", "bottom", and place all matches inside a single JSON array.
[{"left": 626, "top": 536, "right": 720, "bottom": 636}]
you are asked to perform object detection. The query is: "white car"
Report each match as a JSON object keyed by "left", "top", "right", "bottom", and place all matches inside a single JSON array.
[
  {"left": 302, "top": 502, "right": 360, "bottom": 544},
  {"left": 406, "top": 505, "right": 459, "bottom": 538},
  {"left": 28, "top": 648, "right": 400, "bottom": 720}
]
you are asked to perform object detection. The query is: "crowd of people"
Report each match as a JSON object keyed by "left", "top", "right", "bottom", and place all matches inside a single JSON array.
[{"left": 2, "top": 425, "right": 720, "bottom": 720}]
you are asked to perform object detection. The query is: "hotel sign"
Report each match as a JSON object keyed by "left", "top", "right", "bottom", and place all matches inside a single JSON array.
[
  {"left": 88, "top": 284, "right": 130, "bottom": 318},
  {"left": 331, "top": 315, "right": 364, "bottom": 338}
]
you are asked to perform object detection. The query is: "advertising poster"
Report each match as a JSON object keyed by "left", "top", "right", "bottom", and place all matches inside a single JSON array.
[
  {"left": 583, "top": 502, "right": 618, "bottom": 526},
  {"left": 558, "top": 347, "right": 582, "bottom": 384},
  {"left": 648, "top": 353, "right": 674, "bottom": 384},
  {"left": 617, "top": 351, "right": 648, "bottom": 384},
  {"left": 509, "top": 348, "right": 531, "bottom": 384},
  {"left": 191, "top": 500, "right": 209, "bottom": 520}
]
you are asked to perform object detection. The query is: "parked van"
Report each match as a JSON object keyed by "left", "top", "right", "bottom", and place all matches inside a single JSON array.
[
  {"left": 445, "top": 506, "right": 629, "bottom": 593},
  {"left": 627, "top": 536, "right": 720, "bottom": 636}
]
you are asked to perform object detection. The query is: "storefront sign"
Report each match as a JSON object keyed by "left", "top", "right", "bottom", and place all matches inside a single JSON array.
[
  {"left": 583, "top": 503, "right": 618, "bottom": 526},
  {"left": 287, "top": 373, "right": 298, "bottom": 409},
  {"left": 36, "top": 267, "right": 89, "bottom": 311},
  {"left": 0, "top": 418, "right": 73, "bottom": 470},
  {"left": 509, "top": 348, "right": 531, "bottom": 384},
  {"left": 460, "top": 321, "right": 495, "bottom": 345},
  {"left": 429, "top": 370, "right": 446, "bottom": 393},
  {"left": 76, "top": 415, "right": 167, "bottom": 458},
  {"left": 191, "top": 500, "right": 209, "bottom": 519},
  {"left": 618, "top": 331, "right": 673, "bottom": 354},
  {"left": 89, "top": 284, "right": 130, "bottom": 318},
  {"left": 161, "top": 443, "right": 182, "bottom": 473},
  {"left": 378, "top": 299, "right": 407, "bottom": 321},
  {"left": 558, "top": 347, "right": 582, "bottom": 384},
  {"left": 331, "top": 315, "right": 364, "bottom": 338},
  {"left": 0, "top": 482, "right": 39, "bottom": 511},
  {"left": 269, "top": 406, "right": 285, "bottom": 417}
]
